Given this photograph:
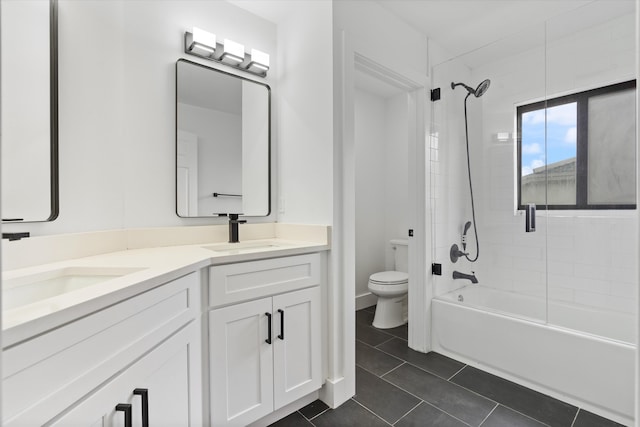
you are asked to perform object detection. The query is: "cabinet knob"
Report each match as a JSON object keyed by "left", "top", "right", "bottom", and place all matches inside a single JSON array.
[
  {"left": 265, "top": 312, "right": 272, "bottom": 344},
  {"left": 277, "top": 309, "right": 285, "bottom": 340},
  {"left": 115, "top": 403, "right": 132, "bottom": 427},
  {"left": 133, "top": 388, "right": 149, "bottom": 427}
]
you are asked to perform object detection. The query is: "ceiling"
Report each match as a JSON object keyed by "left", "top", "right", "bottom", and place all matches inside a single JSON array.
[
  {"left": 375, "top": 0, "right": 635, "bottom": 65},
  {"left": 231, "top": 0, "right": 635, "bottom": 70}
]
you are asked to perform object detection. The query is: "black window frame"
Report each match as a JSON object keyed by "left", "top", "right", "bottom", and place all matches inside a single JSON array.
[{"left": 517, "top": 79, "right": 637, "bottom": 211}]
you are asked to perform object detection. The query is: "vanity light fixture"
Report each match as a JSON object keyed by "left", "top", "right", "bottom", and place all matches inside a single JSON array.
[
  {"left": 247, "top": 48, "right": 270, "bottom": 73},
  {"left": 189, "top": 27, "right": 216, "bottom": 56},
  {"left": 183, "top": 28, "right": 269, "bottom": 77},
  {"left": 221, "top": 39, "right": 245, "bottom": 63}
]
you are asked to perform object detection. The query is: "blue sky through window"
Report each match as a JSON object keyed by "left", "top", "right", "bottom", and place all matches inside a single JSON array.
[{"left": 521, "top": 102, "right": 577, "bottom": 176}]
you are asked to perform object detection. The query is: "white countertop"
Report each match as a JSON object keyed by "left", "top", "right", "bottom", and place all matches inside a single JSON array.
[{"left": 2, "top": 227, "right": 330, "bottom": 348}]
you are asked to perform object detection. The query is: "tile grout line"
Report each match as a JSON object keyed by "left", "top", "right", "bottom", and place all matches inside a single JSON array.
[
  {"left": 378, "top": 360, "right": 407, "bottom": 377},
  {"left": 419, "top": 399, "right": 475, "bottom": 427},
  {"left": 305, "top": 407, "right": 330, "bottom": 422},
  {"left": 447, "top": 363, "right": 468, "bottom": 381},
  {"left": 363, "top": 337, "right": 465, "bottom": 381},
  {"left": 375, "top": 335, "right": 396, "bottom": 347},
  {"left": 492, "top": 404, "right": 554, "bottom": 427},
  {"left": 446, "top": 381, "right": 557, "bottom": 427},
  {"left": 391, "top": 401, "right": 423, "bottom": 426},
  {"left": 379, "top": 361, "right": 407, "bottom": 378},
  {"left": 569, "top": 408, "right": 580, "bottom": 427},
  {"left": 447, "top": 370, "right": 576, "bottom": 427},
  {"left": 356, "top": 362, "right": 405, "bottom": 382},
  {"left": 350, "top": 397, "right": 394, "bottom": 426},
  {"left": 365, "top": 343, "right": 564, "bottom": 427},
  {"left": 370, "top": 343, "right": 461, "bottom": 381},
  {"left": 376, "top": 365, "right": 476, "bottom": 427},
  {"left": 356, "top": 337, "right": 598, "bottom": 427},
  {"left": 477, "top": 403, "right": 499, "bottom": 427}
]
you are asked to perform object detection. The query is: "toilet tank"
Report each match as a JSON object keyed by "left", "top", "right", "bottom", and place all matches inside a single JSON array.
[{"left": 390, "top": 239, "right": 409, "bottom": 273}]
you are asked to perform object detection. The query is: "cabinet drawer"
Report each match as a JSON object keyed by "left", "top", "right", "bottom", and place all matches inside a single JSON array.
[
  {"left": 209, "top": 254, "right": 320, "bottom": 307},
  {"left": 50, "top": 321, "right": 202, "bottom": 427},
  {"left": 2, "top": 272, "right": 199, "bottom": 426}
]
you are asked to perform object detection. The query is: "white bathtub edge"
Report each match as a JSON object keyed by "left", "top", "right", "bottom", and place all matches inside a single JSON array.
[{"left": 432, "top": 298, "right": 635, "bottom": 426}]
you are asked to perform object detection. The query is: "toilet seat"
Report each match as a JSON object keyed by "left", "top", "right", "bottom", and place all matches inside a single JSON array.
[{"left": 369, "top": 271, "right": 408, "bottom": 285}]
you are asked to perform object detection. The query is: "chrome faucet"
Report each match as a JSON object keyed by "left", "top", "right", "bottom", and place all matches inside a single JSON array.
[
  {"left": 453, "top": 270, "right": 478, "bottom": 284},
  {"left": 228, "top": 214, "right": 246, "bottom": 243}
]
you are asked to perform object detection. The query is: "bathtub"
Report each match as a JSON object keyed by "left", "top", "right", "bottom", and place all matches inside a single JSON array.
[{"left": 432, "top": 285, "right": 636, "bottom": 426}]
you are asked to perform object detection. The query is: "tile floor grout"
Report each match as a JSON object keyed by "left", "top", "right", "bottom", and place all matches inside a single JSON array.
[
  {"left": 476, "top": 403, "right": 499, "bottom": 427},
  {"left": 271, "top": 310, "right": 626, "bottom": 427},
  {"left": 351, "top": 397, "right": 394, "bottom": 426},
  {"left": 390, "top": 401, "right": 423, "bottom": 426},
  {"left": 357, "top": 361, "right": 480, "bottom": 427},
  {"left": 447, "top": 363, "right": 468, "bottom": 381}
]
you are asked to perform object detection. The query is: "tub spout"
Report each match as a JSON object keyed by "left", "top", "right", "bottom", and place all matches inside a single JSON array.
[{"left": 453, "top": 270, "right": 478, "bottom": 284}]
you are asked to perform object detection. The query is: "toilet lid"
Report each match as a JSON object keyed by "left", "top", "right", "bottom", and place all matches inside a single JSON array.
[{"left": 369, "top": 271, "right": 408, "bottom": 285}]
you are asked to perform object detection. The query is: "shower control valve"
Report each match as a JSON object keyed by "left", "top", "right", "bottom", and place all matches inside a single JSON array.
[{"left": 450, "top": 244, "right": 468, "bottom": 263}]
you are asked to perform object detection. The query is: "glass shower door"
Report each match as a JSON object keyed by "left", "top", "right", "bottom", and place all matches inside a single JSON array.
[
  {"left": 430, "top": 22, "right": 550, "bottom": 324},
  {"left": 544, "top": 1, "right": 637, "bottom": 344}
]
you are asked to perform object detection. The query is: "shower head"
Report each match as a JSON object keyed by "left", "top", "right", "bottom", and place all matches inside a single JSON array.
[
  {"left": 475, "top": 79, "right": 491, "bottom": 97},
  {"left": 451, "top": 79, "right": 491, "bottom": 98}
]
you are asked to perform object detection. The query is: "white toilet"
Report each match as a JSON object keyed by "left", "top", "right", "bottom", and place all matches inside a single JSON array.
[{"left": 368, "top": 239, "right": 409, "bottom": 329}]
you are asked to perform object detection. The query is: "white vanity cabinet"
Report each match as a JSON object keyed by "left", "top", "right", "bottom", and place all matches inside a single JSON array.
[
  {"left": 2, "top": 272, "right": 203, "bottom": 426},
  {"left": 51, "top": 321, "right": 199, "bottom": 427},
  {"left": 208, "top": 254, "right": 322, "bottom": 426}
]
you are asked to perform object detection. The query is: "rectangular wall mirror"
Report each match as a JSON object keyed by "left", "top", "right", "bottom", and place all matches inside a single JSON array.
[
  {"left": 1, "top": 0, "right": 59, "bottom": 223},
  {"left": 176, "top": 59, "right": 271, "bottom": 217}
]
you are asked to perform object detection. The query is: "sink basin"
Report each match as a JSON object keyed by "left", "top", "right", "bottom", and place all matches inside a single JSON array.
[
  {"left": 202, "top": 240, "right": 290, "bottom": 254},
  {"left": 2, "top": 266, "right": 143, "bottom": 311}
]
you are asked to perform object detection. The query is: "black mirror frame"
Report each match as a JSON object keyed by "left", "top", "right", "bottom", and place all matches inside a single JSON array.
[
  {"left": 48, "top": 0, "right": 59, "bottom": 221},
  {"left": 2, "top": 0, "right": 59, "bottom": 223},
  {"left": 174, "top": 58, "right": 271, "bottom": 218}
]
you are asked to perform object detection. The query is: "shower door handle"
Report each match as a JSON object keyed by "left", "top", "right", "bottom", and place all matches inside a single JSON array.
[{"left": 525, "top": 204, "right": 536, "bottom": 232}]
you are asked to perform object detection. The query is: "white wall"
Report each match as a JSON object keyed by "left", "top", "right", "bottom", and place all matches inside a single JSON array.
[
  {"left": 120, "top": 0, "right": 277, "bottom": 229},
  {"left": 3, "top": 0, "right": 278, "bottom": 236},
  {"left": 355, "top": 89, "right": 387, "bottom": 298},
  {"left": 354, "top": 88, "right": 409, "bottom": 300},
  {"left": 384, "top": 94, "right": 410, "bottom": 259},
  {"left": 275, "top": 2, "right": 334, "bottom": 225}
]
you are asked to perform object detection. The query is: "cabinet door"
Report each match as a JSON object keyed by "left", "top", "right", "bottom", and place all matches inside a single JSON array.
[
  {"left": 51, "top": 322, "right": 201, "bottom": 427},
  {"left": 273, "top": 286, "right": 322, "bottom": 410},
  {"left": 210, "top": 297, "right": 274, "bottom": 426}
]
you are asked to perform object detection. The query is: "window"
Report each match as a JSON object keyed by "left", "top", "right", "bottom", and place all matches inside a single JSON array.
[{"left": 517, "top": 80, "right": 636, "bottom": 210}]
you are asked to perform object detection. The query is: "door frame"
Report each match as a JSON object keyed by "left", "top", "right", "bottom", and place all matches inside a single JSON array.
[{"left": 325, "top": 29, "right": 432, "bottom": 409}]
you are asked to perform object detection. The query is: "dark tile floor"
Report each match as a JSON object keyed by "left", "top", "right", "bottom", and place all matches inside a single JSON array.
[{"left": 270, "top": 307, "right": 626, "bottom": 427}]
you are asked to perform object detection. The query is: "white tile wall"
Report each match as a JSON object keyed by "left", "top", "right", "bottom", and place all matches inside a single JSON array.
[{"left": 433, "top": 7, "right": 638, "bottom": 320}]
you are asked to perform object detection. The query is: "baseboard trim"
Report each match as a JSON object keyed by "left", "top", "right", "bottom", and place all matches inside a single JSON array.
[
  {"left": 248, "top": 391, "right": 319, "bottom": 427},
  {"left": 356, "top": 293, "right": 377, "bottom": 311},
  {"left": 319, "top": 376, "right": 355, "bottom": 409}
]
